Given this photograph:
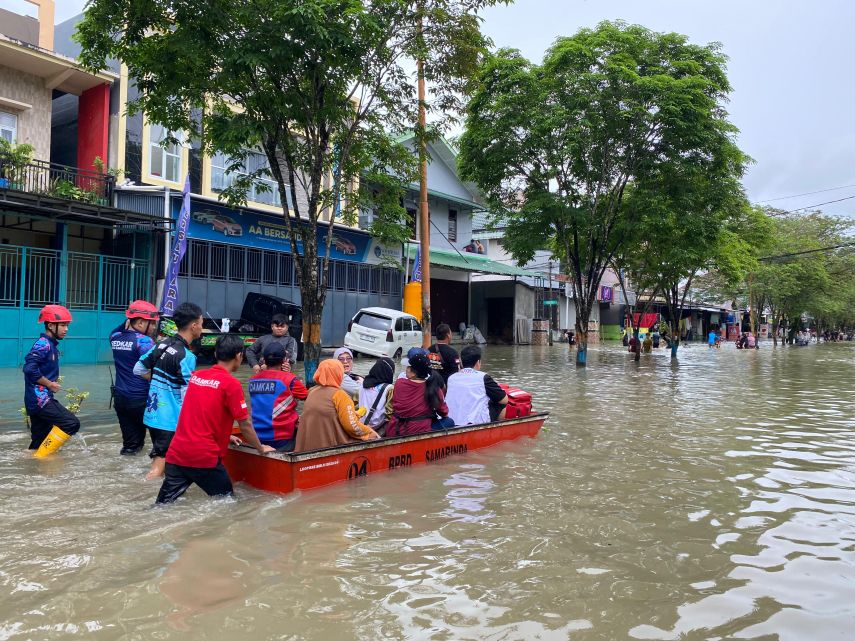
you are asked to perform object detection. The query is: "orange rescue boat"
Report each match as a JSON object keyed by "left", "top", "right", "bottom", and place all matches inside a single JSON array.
[{"left": 224, "top": 413, "right": 548, "bottom": 495}]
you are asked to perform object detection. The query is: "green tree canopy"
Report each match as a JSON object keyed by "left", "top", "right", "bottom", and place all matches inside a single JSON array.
[
  {"left": 459, "top": 21, "right": 739, "bottom": 366},
  {"left": 77, "top": 0, "right": 495, "bottom": 368}
]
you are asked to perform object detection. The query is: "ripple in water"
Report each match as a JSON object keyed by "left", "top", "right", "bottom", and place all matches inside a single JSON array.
[{"left": 1, "top": 343, "right": 854, "bottom": 639}]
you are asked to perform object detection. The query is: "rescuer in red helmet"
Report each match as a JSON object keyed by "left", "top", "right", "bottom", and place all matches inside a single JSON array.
[
  {"left": 109, "top": 300, "right": 160, "bottom": 455},
  {"left": 23, "top": 305, "right": 81, "bottom": 457}
]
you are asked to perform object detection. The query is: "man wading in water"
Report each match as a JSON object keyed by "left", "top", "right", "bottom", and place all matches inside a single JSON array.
[
  {"left": 134, "top": 302, "right": 203, "bottom": 480},
  {"left": 23, "top": 305, "right": 81, "bottom": 457},
  {"left": 156, "top": 334, "right": 273, "bottom": 504}
]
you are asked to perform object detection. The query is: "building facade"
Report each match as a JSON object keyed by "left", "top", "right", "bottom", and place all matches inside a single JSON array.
[{"left": 0, "top": 1, "right": 165, "bottom": 367}]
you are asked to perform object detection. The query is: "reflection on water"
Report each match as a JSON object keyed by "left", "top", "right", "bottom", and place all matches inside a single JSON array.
[{"left": 2, "top": 342, "right": 855, "bottom": 639}]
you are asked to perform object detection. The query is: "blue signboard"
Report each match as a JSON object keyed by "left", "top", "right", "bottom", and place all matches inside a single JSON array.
[{"left": 175, "top": 197, "right": 400, "bottom": 265}]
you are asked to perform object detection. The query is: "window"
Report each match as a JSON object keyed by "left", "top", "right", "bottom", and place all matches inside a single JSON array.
[
  {"left": 211, "top": 150, "right": 282, "bottom": 207},
  {"left": 407, "top": 207, "right": 417, "bottom": 240},
  {"left": 149, "top": 124, "right": 182, "bottom": 183},
  {"left": 354, "top": 312, "right": 392, "bottom": 332},
  {"left": 0, "top": 111, "right": 16, "bottom": 143},
  {"left": 448, "top": 209, "right": 458, "bottom": 242},
  {"left": 412, "top": 319, "right": 422, "bottom": 332}
]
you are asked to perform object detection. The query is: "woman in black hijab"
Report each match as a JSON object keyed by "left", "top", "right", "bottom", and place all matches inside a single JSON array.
[{"left": 358, "top": 357, "right": 396, "bottom": 434}]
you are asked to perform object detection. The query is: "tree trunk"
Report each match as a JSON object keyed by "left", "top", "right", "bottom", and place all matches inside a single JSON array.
[
  {"left": 772, "top": 319, "right": 779, "bottom": 347},
  {"left": 670, "top": 319, "right": 680, "bottom": 359},
  {"left": 633, "top": 327, "right": 641, "bottom": 362},
  {"left": 576, "top": 327, "right": 588, "bottom": 366}
]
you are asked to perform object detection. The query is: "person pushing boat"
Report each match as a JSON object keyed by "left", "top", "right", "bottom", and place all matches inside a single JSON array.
[
  {"left": 110, "top": 300, "right": 159, "bottom": 455},
  {"left": 156, "top": 334, "right": 273, "bottom": 504}
]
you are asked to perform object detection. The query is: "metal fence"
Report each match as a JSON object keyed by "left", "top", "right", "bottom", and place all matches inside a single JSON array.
[
  {"left": 0, "top": 245, "right": 149, "bottom": 309},
  {"left": 0, "top": 155, "right": 115, "bottom": 206},
  {"left": 178, "top": 238, "right": 402, "bottom": 296}
]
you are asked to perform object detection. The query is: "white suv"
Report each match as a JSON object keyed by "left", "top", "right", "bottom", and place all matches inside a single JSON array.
[{"left": 343, "top": 307, "right": 423, "bottom": 359}]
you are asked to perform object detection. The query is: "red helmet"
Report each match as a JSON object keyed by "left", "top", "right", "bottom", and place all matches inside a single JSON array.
[
  {"left": 38, "top": 305, "right": 73, "bottom": 323},
  {"left": 125, "top": 300, "right": 160, "bottom": 321}
]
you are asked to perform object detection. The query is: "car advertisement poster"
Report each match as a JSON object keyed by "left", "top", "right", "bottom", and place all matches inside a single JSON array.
[{"left": 176, "top": 197, "right": 401, "bottom": 265}]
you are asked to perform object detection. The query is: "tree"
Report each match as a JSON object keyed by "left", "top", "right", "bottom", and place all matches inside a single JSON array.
[
  {"left": 752, "top": 211, "right": 852, "bottom": 343},
  {"left": 459, "top": 21, "right": 739, "bottom": 366},
  {"left": 77, "top": 0, "right": 494, "bottom": 377}
]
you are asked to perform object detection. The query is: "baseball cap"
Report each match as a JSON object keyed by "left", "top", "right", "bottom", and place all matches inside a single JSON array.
[
  {"left": 402, "top": 346, "right": 428, "bottom": 367},
  {"left": 263, "top": 342, "right": 286, "bottom": 361}
]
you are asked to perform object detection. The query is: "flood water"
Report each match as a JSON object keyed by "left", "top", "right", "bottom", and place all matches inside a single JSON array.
[{"left": 2, "top": 342, "right": 855, "bottom": 640}]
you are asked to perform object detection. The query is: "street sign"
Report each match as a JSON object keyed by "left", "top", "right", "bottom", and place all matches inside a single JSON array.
[{"left": 543, "top": 300, "right": 558, "bottom": 305}]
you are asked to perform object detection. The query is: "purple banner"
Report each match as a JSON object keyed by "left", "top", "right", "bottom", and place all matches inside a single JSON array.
[{"left": 160, "top": 176, "right": 191, "bottom": 316}]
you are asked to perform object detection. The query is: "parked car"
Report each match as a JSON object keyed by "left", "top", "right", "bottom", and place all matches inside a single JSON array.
[
  {"left": 343, "top": 307, "right": 422, "bottom": 359},
  {"left": 212, "top": 214, "right": 243, "bottom": 236},
  {"left": 159, "top": 293, "right": 303, "bottom": 362}
]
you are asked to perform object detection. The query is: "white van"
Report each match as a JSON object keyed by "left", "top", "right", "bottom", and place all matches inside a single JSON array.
[{"left": 343, "top": 307, "right": 423, "bottom": 359}]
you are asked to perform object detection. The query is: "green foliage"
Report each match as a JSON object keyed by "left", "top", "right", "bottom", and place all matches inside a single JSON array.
[
  {"left": 76, "top": 0, "right": 498, "bottom": 350},
  {"left": 459, "top": 21, "right": 740, "bottom": 363},
  {"left": 0, "top": 139, "right": 34, "bottom": 180}
]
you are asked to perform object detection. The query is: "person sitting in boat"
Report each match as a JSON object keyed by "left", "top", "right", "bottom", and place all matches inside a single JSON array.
[
  {"left": 246, "top": 314, "right": 297, "bottom": 373},
  {"left": 446, "top": 346, "right": 508, "bottom": 425},
  {"left": 155, "top": 334, "right": 273, "bottom": 504},
  {"left": 295, "top": 359, "right": 379, "bottom": 452},
  {"left": 387, "top": 352, "right": 454, "bottom": 436},
  {"left": 249, "top": 343, "right": 309, "bottom": 452},
  {"left": 428, "top": 323, "right": 460, "bottom": 387},
  {"left": 334, "top": 347, "right": 362, "bottom": 401},
  {"left": 358, "top": 357, "right": 395, "bottom": 436}
]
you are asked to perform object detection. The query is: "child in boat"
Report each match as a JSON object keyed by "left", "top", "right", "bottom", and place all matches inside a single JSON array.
[
  {"left": 24, "top": 305, "right": 81, "bottom": 457},
  {"left": 295, "top": 359, "right": 379, "bottom": 452},
  {"left": 156, "top": 334, "right": 273, "bottom": 504},
  {"left": 249, "top": 342, "right": 308, "bottom": 452},
  {"left": 387, "top": 352, "right": 453, "bottom": 436}
]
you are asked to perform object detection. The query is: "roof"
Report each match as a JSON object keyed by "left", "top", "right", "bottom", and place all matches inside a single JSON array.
[
  {"left": 0, "top": 34, "right": 116, "bottom": 95},
  {"left": 394, "top": 133, "right": 483, "bottom": 205},
  {"left": 405, "top": 243, "right": 542, "bottom": 278},
  {"left": 357, "top": 307, "right": 414, "bottom": 319}
]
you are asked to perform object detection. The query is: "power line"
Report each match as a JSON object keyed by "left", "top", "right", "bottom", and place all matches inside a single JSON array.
[
  {"left": 767, "top": 194, "right": 855, "bottom": 216},
  {"left": 757, "top": 183, "right": 855, "bottom": 204},
  {"left": 758, "top": 241, "right": 855, "bottom": 262}
]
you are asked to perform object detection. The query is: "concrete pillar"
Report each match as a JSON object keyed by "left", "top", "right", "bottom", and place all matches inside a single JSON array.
[{"left": 77, "top": 84, "right": 111, "bottom": 172}]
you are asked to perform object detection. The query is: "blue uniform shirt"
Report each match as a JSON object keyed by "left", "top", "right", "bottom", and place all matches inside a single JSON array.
[
  {"left": 136, "top": 335, "right": 196, "bottom": 432},
  {"left": 110, "top": 324, "right": 155, "bottom": 401},
  {"left": 22, "top": 333, "right": 60, "bottom": 412}
]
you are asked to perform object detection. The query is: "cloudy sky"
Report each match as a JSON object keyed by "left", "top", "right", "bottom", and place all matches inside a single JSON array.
[{"left": 5, "top": 0, "right": 854, "bottom": 217}]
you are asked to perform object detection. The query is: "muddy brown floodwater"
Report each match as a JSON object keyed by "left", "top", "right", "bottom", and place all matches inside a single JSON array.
[{"left": 1, "top": 342, "right": 855, "bottom": 640}]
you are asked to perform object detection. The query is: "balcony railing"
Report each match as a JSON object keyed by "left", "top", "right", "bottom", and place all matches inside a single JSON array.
[{"left": 0, "top": 155, "right": 115, "bottom": 206}]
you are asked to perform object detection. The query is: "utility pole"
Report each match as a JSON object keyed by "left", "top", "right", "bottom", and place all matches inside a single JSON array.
[
  {"left": 547, "top": 260, "right": 553, "bottom": 346},
  {"left": 417, "top": 12, "right": 431, "bottom": 348},
  {"left": 748, "top": 272, "right": 756, "bottom": 338}
]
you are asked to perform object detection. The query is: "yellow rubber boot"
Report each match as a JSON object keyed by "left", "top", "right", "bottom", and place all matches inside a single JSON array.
[{"left": 34, "top": 426, "right": 72, "bottom": 458}]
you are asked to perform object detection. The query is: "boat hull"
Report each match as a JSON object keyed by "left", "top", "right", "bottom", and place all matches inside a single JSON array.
[{"left": 224, "top": 413, "right": 548, "bottom": 495}]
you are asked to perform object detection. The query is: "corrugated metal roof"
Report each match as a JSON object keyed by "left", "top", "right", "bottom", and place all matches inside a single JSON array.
[{"left": 405, "top": 243, "right": 540, "bottom": 278}]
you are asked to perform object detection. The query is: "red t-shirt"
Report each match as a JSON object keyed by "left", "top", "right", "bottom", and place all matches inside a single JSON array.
[{"left": 166, "top": 365, "right": 249, "bottom": 468}]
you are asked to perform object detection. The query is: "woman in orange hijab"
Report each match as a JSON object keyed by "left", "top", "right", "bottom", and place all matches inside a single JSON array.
[{"left": 295, "top": 359, "right": 379, "bottom": 452}]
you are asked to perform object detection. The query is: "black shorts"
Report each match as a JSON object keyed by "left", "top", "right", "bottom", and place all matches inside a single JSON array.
[
  {"left": 28, "top": 399, "right": 81, "bottom": 449},
  {"left": 155, "top": 461, "right": 234, "bottom": 504},
  {"left": 147, "top": 427, "right": 175, "bottom": 458},
  {"left": 488, "top": 403, "right": 504, "bottom": 422}
]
